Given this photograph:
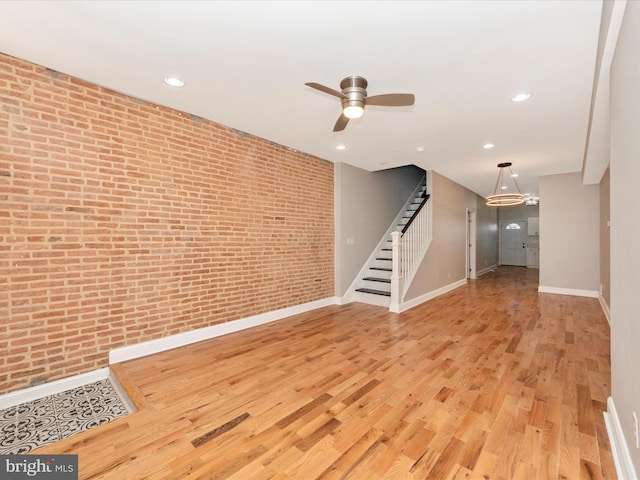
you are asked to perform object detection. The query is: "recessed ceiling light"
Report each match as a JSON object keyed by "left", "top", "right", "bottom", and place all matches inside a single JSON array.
[
  {"left": 510, "top": 173, "right": 519, "bottom": 178},
  {"left": 483, "top": 143, "right": 495, "bottom": 149},
  {"left": 164, "top": 76, "right": 185, "bottom": 87},
  {"left": 501, "top": 186, "right": 508, "bottom": 190},
  {"left": 511, "top": 93, "right": 531, "bottom": 102},
  {"left": 336, "top": 145, "right": 346, "bottom": 150},
  {"left": 416, "top": 146, "right": 425, "bottom": 153}
]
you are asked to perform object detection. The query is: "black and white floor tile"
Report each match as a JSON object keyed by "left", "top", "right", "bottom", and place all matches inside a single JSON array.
[{"left": 0, "top": 378, "right": 131, "bottom": 454}]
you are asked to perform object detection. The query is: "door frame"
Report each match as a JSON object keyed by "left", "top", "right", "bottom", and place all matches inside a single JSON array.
[
  {"left": 466, "top": 209, "right": 477, "bottom": 279},
  {"left": 499, "top": 218, "right": 527, "bottom": 266}
]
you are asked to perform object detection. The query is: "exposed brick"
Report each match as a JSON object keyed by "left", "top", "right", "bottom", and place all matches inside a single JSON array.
[{"left": 1, "top": 53, "right": 334, "bottom": 394}]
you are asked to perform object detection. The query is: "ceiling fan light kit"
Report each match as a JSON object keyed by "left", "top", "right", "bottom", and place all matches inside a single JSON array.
[
  {"left": 340, "top": 76, "right": 366, "bottom": 119},
  {"left": 343, "top": 105, "right": 364, "bottom": 119},
  {"left": 305, "top": 75, "right": 415, "bottom": 132},
  {"left": 486, "top": 162, "right": 524, "bottom": 207}
]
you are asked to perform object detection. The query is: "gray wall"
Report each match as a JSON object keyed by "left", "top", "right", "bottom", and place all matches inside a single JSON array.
[
  {"left": 600, "top": 167, "right": 610, "bottom": 308},
  {"left": 538, "top": 172, "right": 600, "bottom": 293},
  {"left": 476, "top": 194, "right": 499, "bottom": 273},
  {"left": 497, "top": 203, "right": 539, "bottom": 222},
  {"left": 334, "top": 162, "right": 424, "bottom": 296},
  {"left": 610, "top": 0, "right": 640, "bottom": 471},
  {"left": 405, "top": 171, "right": 478, "bottom": 299}
]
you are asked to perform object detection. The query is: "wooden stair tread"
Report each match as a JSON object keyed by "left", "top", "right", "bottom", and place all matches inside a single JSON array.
[
  {"left": 362, "top": 277, "right": 391, "bottom": 283},
  {"left": 355, "top": 288, "right": 391, "bottom": 296}
]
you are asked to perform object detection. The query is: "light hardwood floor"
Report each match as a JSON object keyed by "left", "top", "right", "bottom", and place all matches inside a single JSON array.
[{"left": 37, "top": 266, "right": 615, "bottom": 479}]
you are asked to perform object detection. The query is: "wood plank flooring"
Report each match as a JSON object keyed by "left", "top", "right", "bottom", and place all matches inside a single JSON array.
[{"left": 36, "top": 266, "right": 615, "bottom": 479}]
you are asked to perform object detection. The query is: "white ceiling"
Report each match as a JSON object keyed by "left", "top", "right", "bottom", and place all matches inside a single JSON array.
[{"left": 0, "top": 0, "right": 607, "bottom": 199}]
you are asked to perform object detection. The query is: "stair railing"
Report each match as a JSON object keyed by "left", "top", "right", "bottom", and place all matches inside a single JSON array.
[{"left": 390, "top": 178, "right": 431, "bottom": 312}]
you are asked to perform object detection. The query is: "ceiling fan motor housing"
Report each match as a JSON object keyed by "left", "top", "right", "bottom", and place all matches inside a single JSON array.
[{"left": 340, "top": 75, "right": 367, "bottom": 111}]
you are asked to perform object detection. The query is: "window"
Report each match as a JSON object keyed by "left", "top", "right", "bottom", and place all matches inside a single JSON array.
[{"left": 505, "top": 223, "right": 521, "bottom": 230}]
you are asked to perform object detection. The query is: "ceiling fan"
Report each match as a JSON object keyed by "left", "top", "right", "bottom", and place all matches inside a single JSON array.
[{"left": 305, "top": 76, "right": 415, "bottom": 132}]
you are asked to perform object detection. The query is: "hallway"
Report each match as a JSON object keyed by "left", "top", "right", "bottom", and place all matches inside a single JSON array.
[{"left": 36, "top": 266, "right": 614, "bottom": 479}]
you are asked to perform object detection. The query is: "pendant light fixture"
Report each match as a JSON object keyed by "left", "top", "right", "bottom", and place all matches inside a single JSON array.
[{"left": 486, "top": 162, "right": 524, "bottom": 206}]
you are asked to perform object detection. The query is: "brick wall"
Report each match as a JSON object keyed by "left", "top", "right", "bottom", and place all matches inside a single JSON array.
[{"left": 0, "top": 53, "right": 334, "bottom": 394}]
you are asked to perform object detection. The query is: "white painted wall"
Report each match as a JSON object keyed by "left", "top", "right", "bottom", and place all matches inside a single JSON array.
[
  {"left": 476, "top": 195, "right": 499, "bottom": 273},
  {"left": 610, "top": 0, "right": 640, "bottom": 473},
  {"left": 538, "top": 172, "right": 600, "bottom": 295}
]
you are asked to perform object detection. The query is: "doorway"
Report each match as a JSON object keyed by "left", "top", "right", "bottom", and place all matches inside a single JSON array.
[
  {"left": 466, "top": 209, "right": 476, "bottom": 279},
  {"left": 500, "top": 220, "right": 527, "bottom": 266}
]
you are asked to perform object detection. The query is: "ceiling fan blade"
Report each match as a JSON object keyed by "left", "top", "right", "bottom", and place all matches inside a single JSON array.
[
  {"left": 305, "top": 82, "right": 346, "bottom": 99},
  {"left": 366, "top": 93, "right": 415, "bottom": 107},
  {"left": 333, "top": 114, "right": 350, "bottom": 132}
]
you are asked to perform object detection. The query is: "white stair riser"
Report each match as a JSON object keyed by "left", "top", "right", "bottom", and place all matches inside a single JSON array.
[
  {"left": 353, "top": 291, "right": 391, "bottom": 307},
  {"left": 368, "top": 269, "right": 391, "bottom": 280},
  {"left": 361, "top": 280, "right": 391, "bottom": 291},
  {"left": 373, "top": 259, "right": 392, "bottom": 269}
]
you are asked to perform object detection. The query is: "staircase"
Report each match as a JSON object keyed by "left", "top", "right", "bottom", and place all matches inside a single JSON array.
[{"left": 354, "top": 183, "right": 428, "bottom": 307}]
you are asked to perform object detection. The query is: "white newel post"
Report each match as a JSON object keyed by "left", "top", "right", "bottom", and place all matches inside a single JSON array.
[{"left": 390, "top": 231, "right": 402, "bottom": 313}]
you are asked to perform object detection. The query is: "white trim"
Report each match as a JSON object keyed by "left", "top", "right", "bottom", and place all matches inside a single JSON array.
[
  {"left": 604, "top": 396, "right": 639, "bottom": 480},
  {"left": 582, "top": 0, "right": 628, "bottom": 185},
  {"left": 599, "top": 295, "right": 611, "bottom": 325},
  {"left": 334, "top": 295, "right": 353, "bottom": 306},
  {"left": 390, "top": 278, "right": 467, "bottom": 313},
  {"left": 466, "top": 209, "right": 477, "bottom": 280},
  {"left": 537, "top": 285, "right": 599, "bottom": 298},
  {"left": 109, "top": 296, "right": 338, "bottom": 364},
  {"left": 0, "top": 368, "right": 110, "bottom": 410},
  {"left": 476, "top": 264, "right": 498, "bottom": 277}
]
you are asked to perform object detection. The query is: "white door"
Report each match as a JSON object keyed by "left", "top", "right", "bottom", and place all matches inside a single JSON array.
[{"left": 500, "top": 220, "right": 527, "bottom": 266}]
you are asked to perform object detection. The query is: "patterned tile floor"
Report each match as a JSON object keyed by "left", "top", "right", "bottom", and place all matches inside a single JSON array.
[{"left": 0, "top": 378, "right": 132, "bottom": 454}]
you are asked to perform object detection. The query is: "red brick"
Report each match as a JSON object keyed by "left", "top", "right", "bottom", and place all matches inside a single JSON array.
[{"left": 1, "top": 52, "right": 334, "bottom": 393}]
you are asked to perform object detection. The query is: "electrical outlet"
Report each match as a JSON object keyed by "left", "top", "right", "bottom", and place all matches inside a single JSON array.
[{"left": 633, "top": 412, "right": 639, "bottom": 449}]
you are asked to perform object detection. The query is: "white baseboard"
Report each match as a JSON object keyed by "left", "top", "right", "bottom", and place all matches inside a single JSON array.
[
  {"left": 390, "top": 278, "right": 467, "bottom": 313},
  {"left": 604, "top": 396, "right": 639, "bottom": 480},
  {"left": 334, "top": 295, "right": 353, "bottom": 305},
  {"left": 109, "top": 296, "right": 338, "bottom": 364},
  {"left": 537, "top": 285, "right": 599, "bottom": 298},
  {"left": 0, "top": 368, "right": 110, "bottom": 410},
  {"left": 1, "top": 297, "right": 340, "bottom": 408},
  {"left": 476, "top": 264, "right": 498, "bottom": 277},
  {"left": 599, "top": 295, "right": 611, "bottom": 325}
]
